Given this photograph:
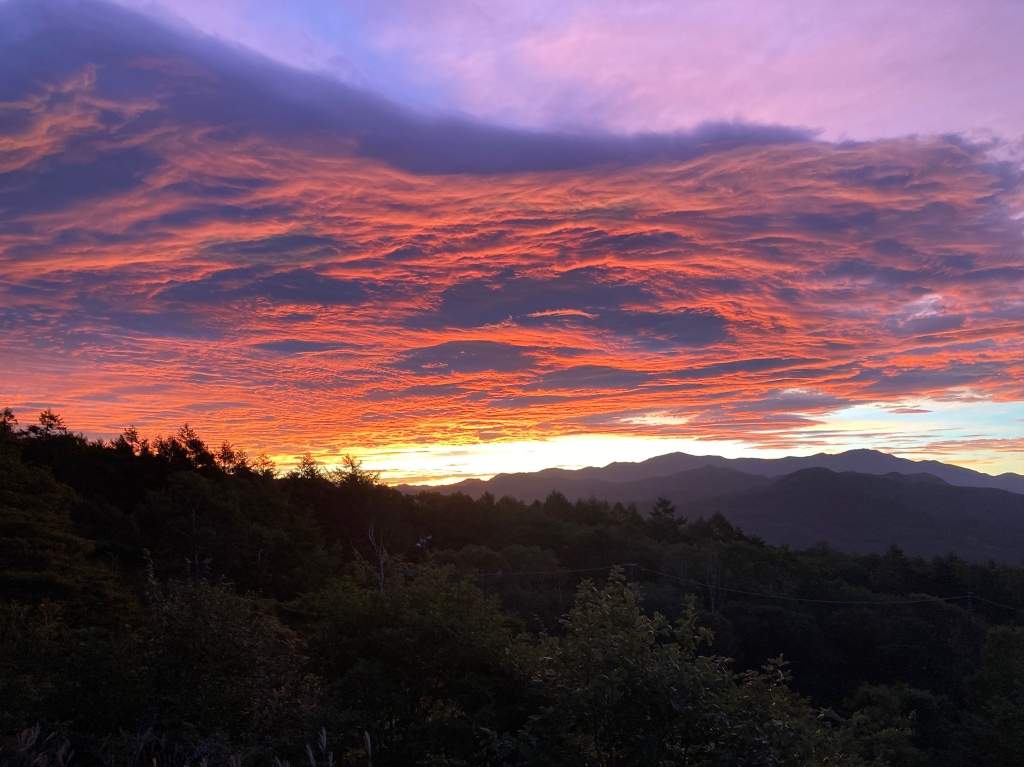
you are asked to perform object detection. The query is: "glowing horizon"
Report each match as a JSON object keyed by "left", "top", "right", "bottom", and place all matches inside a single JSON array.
[{"left": 6, "top": 399, "right": 1018, "bottom": 486}]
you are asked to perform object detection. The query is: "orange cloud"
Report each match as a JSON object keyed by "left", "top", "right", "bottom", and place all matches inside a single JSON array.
[{"left": 1, "top": 59, "right": 1023, "bottom": 478}]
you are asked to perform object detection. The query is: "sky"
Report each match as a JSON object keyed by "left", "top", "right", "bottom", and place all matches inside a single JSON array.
[
  {"left": 1, "top": 0, "right": 1023, "bottom": 483},
  {"left": 114, "top": 0, "right": 1024, "bottom": 142}
]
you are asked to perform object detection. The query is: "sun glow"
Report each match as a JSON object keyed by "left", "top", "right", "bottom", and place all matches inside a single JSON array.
[{"left": 293, "top": 398, "right": 1024, "bottom": 485}]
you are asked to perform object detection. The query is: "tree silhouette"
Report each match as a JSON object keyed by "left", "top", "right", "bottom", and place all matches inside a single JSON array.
[
  {"left": 650, "top": 495, "right": 677, "bottom": 523},
  {"left": 293, "top": 451, "right": 324, "bottom": 480},
  {"left": 32, "top": 408, "right": 66, "bottom": 437}
]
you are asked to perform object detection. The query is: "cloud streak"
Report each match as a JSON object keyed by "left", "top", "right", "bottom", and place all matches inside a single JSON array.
[{"left": 1, "top": 0, "right": 1023, "bottom": 479}]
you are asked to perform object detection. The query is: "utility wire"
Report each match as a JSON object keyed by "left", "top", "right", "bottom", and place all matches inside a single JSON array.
[{"left": 973, "top": 596, "right": 1024, "bottom": 614}]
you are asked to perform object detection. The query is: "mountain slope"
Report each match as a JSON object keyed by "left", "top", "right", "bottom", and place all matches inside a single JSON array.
[
  {"left": 569, "top": 448, "right": 1024, "bottom": 492},
  {"left": 405, "top": 448, "right": 1024, "bottom": 500},
  {"left": 688, "top": 468, "right": 1024, "bottom": 563},
  {"left": 410, "top": 465, "right": 771, "bottom": 506}
]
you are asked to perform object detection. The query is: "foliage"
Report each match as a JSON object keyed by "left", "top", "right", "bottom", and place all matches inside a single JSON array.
[
  {"left": 494, "top": 568, "right": 842, "bottom": 766},
  {"left": 0, "top": 439, "right": 132, "bottom": 624},
  {"left": 953, "top": 626, "right": 1024, "bottom": 764},
  {"left": 0, "top": 725, "right": 73, "bottom": 767},
  {"left": 1, "top": 410, "right": 1024, "bottom": 766},
  {"left": 839, "top": 683, "right": 954, "bottom": 767},
  {"left": 147, "top": 578, "right": 315, "bottom": 744},
  {"left": 302, "top": 565, "right": 522, "bottom": 765}
]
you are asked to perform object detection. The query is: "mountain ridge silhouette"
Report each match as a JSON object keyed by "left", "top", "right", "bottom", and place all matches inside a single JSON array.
[
  {"left": 400, "top": 454, "right": 1024, "bottom": 563},
  {"left": 398, "top": 448, "right": 1024, "bottom": 501}
]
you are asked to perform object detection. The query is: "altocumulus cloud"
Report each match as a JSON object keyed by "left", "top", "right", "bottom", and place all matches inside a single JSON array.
[
  {"left": 0, "top": 0, "right": 1022, "bottom": 464},
  {"left": 422, "top": 269, "right": 729, "bottom": 347}
]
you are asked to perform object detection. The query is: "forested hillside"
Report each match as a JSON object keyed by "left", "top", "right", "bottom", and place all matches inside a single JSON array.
[
  {"left": 686, "top": 469, "right": 1024, "bottom": 562},
  {"left": 408, "top": 460, "right": 1024, "bottom": 563},
  {"left": 2, "top": 409, "right": 1024, "bottom": 766}
]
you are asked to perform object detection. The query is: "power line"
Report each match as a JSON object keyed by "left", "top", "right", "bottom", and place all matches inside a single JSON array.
[{"left": 974, "top": 596, "right": 1024, "bottom": 614}]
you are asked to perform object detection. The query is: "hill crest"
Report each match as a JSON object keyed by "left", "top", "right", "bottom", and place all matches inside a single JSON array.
[{"left": 398, "top": 448, "right": 1024, "bottom": 501}]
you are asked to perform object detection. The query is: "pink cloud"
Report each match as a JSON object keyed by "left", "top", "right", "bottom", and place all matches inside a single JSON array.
[{"left": 114, "top": 0, "right": 1024, "bottom": 141}]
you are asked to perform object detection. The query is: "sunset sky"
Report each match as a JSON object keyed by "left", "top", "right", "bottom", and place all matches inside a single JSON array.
[{"left": 2, "top": 0, "right": 1023, "bottom": 483}]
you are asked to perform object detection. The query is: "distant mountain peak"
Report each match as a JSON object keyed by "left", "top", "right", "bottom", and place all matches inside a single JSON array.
[{"left": 400, "top": 447, "right": 1023, "bottom": 502}]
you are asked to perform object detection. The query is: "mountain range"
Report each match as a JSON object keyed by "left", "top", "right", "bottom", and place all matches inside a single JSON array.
[
  {"left": 687, "top": 468, "right": 1024, "bottom": 563},
  {"left": 398, "top": 450, "right": 1024, "bottom": 563},
  {"left": 400, "top": 448, "right": 1024, "bottom": 502}
]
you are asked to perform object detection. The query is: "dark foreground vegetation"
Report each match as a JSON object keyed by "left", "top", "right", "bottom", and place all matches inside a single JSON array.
[{"left": 3, "top": 409, "right": 1024, "bottom": 766}]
